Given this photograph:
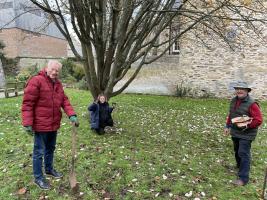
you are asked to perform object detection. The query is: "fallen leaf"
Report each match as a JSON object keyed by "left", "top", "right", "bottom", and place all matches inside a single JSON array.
[
  {"left": 185, "top": 191, "right": 193, "bottom": 197},
  {"left": 17, "top": 187, "right": 27, "bottom": 195}
]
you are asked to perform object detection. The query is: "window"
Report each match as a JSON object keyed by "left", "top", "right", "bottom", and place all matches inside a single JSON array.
[
  {"left": 170, "top": 20, "right": 180, "bottom": 55},
  {"left": 172, "top": 40, "right": 180, "bottom": 54},
  {"left": 0, "top": 2, "right": 13, "bottom": 9}
]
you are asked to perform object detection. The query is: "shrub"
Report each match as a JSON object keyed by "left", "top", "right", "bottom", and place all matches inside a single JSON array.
[
  {"left": 0, "top": 40, "right": 19, "bottom": 76},
  {"left": 175, "top": 81, "right": 194, "bottom": 97},
  {"left": 72, "top": 63, "right": 85, "bottom": 81},
  {"left": 62, "top": 75, "right": 77, "bottom": 85},
  {"left": 198, "top": 89, "right": 215, "bottom": 98},
  {"left": 0, "top": 40, "right": 5, "bottom": 59},
  {"left": 74, "top": 77, "right": 89, "bottom": 90},
  {"left": 60, "top": 58, "right": 74, "bottom": 79},
  {"left": 175, "top": 81, "right": 215, "bottom": 98},
  {"left": 16, "top": 65, "right": 39, "bottom": 81},
  {"left": 61, "top": 58, "right": 85, "bottom": 81}
]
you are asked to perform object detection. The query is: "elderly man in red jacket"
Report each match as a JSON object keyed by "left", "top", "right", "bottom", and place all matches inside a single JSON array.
[
  {"left": 224, "top": 81, "right": 263, "bottom": 186},
  {"left": 21, "top": 60, "right": 79, "bottom": 190}
]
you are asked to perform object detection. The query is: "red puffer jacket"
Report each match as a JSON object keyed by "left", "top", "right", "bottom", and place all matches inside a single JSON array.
[{"left": 21, "top": 69, "right": 76, "bottom": 132}]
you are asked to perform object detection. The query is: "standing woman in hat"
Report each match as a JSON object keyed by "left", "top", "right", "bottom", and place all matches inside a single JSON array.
[{"left": 224, "top": 81, "right": 263, "bottom": 186}]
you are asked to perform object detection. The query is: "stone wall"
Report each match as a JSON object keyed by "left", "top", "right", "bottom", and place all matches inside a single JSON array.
[
  {"left": 115, "top": 36, "right": 267, "bottom": 99},
  {"left": 18, "top": 57, "right": 62, "bottom": 69}
]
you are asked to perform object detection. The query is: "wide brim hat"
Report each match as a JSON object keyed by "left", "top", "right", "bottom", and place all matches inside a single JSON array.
[{"left": 233, "top": 81, "right": 252, "bottom": 92}]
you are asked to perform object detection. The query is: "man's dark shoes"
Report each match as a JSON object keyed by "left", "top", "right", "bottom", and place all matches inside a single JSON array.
[
  {"left": 34, "top": 179, "right": 50, "bottom": 190},
  {"left": 45, "top": 169, "right": 63, "bottom": 179}
]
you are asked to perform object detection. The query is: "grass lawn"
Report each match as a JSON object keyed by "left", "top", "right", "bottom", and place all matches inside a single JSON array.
[{"left": 0, "top": 89, "right": 266, "bottom": 200}]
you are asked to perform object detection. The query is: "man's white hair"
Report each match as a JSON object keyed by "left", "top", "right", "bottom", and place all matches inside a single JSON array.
[{"left": 47, "top": 60, "right": 62, "bottom": 69}]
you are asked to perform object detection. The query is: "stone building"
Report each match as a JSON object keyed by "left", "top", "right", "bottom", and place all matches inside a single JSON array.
[
  {"left": 0, "top": 0, "right": 68, "bottom": 67},
  {"left": 116, "top": 13, "right": 267, "bottom": 99}
]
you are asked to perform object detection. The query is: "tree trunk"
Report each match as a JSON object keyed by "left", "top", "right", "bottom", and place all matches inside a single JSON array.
[{"left": 0, "top": 59, "right": 5, "bottom": 88}]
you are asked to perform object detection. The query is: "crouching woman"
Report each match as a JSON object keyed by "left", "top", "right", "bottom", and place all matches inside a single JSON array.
[{"left": 88, "top": 94, "right": 114, "bottom": 134}]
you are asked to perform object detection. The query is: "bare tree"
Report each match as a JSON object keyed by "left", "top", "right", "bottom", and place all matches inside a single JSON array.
[{"left": 29, "top": 0, "right": 267, "bottom": 99}]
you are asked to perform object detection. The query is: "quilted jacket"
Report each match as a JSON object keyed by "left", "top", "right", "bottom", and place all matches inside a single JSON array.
[{"left": 21, "top": 69, "right": 76, "bottom": 132}]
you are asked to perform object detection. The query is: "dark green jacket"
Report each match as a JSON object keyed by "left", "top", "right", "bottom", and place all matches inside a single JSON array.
[{"left": 229, "top": 95, "right": 258, "bottom": 140}]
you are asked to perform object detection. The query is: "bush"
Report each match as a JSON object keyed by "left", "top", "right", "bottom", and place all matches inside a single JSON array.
[
  {"left": 62, "top": 75, "right": 77, "bottom": 85},
  {"left": 60, "top": 58, "right": 74, "bottom": 79},
  {"left": 72, "top": 64, "right": 85, "bottom": 81},
  {"left": 175, "top": 81, "right": 194, "bottom": 97},
  {"left": 16, "top": 65, "right": 39, "bottom": 81},
  {"left": 198, "top": 89, "right": 215, "bottom": 98},
  {"left": 61, "top": 58, "right": 85, "bottom": 81},
  {"left": 2, "top": 57, "right": 19, "bottom": 76},
  {"left": 0, "top": 40, "right": 19, "bottom": 76},
  {"left": 0, "top": 40, "right": 5, "bottom": 59},
  {"left": 74, "top": 77, "right": 89, "bottom": 90},
  {"left": 175, "top": 81, "right": 215, "bottom": 98}
]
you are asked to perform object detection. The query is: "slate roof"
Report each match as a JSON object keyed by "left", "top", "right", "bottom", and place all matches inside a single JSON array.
[{"left": 0, "top": 0, "right": 64, "bottom": 39}]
